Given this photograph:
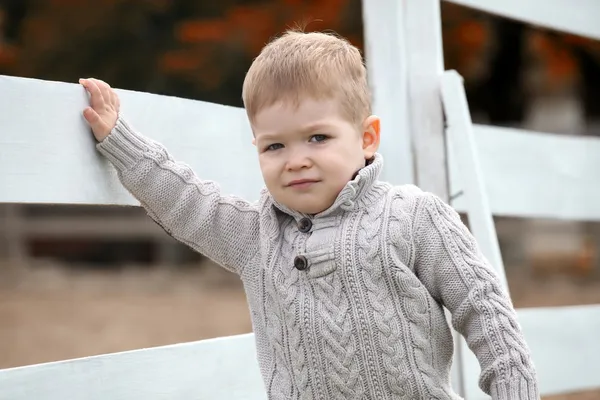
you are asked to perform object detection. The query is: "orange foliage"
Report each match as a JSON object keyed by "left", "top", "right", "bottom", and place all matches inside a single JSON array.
[
  {"left": 305, "top": 0, "right": 344, "bottom": 27},
  {"left": 0, "top": 45, "right": 17, "bottom": 66},
  {"left": 177, "top": 19, "right": 229, "bottom": 43},
  {"left": 160, "top": 50, "right": 207, "bottom": 72},
  {"left": 227, "top": 6, "right": 278, "bottom": 55},
  {"left": 164, "top": 0, "right": 352, "bottom": 79},
  {"left": 456, "top": 20, "right": 487, "bottom": 50},
  {"left": 530, "top": 32, "right": 578, "bottom": 83},
  {"left": 3, "top": 0, "right": 597, "bottom": 94},
  {"left": 49, "top": 0, "right": 88, "bottom": 5}
]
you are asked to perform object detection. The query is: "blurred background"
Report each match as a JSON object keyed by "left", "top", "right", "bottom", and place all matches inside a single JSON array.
[{"left": 0, "top": 1, "right": 599, "bottom": 398}]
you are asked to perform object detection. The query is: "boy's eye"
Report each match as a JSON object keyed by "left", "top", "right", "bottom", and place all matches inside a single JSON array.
[
  {"left": 266, "top": 143, "right": 284, "bottom": 151},
  {"left": 310, "top": 134, "right": 328, "bottom": 142}
]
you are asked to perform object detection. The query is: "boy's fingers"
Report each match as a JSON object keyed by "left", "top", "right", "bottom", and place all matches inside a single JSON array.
[
  {"left": 83, "top": 79, "right": 105, "bottom": 109},
  {"left": 92, "top": 79, "right": 112, "bottom": 108},
  {"left": 79, "top": 78, "right": 117, "bottom": 141},
  {"left": 109, "top": 89, "right": 119, "bottom": 108},
  {"left": 83, "top": 107, "right": 101, "bottom": 125}
]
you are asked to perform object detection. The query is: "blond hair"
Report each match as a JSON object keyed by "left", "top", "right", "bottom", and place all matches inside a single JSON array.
[{"left": 242, "top": 30, "right": 371, "bottom": 125}]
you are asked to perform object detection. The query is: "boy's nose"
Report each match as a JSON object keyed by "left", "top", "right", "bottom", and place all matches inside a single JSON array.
[{"left": 285, "top": 151, "right": 311, "bottom": 171}]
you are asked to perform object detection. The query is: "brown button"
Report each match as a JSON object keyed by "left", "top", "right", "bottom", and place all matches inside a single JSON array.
[
  {"left": 298, "top": 217, "right": 312, "bottom": 233},
  {"left": 294, "top": 255, "right": 308, "bottom": 271}
]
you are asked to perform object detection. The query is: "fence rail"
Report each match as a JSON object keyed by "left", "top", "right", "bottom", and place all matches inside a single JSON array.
[
  {"left": 445, "top": 0, "right": 600, "bottom": 40},
  {"left": 449, "top": 125, "right": 600, "bottom": 221}
]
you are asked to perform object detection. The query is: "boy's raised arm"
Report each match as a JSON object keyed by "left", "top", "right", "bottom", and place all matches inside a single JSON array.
[
  {"left": 80, "top": 78, "right": 260, "bottom": 275},
  {"left": 410, "top": 192, "right": 539, "bottom": 400}
]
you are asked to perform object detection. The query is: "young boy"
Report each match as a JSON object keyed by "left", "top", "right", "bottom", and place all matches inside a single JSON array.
[{"left": 79, "top": 30, "right": 538, "bottom": 399}]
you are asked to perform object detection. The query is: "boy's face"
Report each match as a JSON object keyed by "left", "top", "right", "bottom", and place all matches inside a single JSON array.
[{"left": 252, "top": 98, "right": 380, "bottom": 214}]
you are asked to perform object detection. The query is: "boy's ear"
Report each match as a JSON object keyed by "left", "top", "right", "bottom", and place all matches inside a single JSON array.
[{"left": 361, "top": 115, "right": 380, "bottom": 158}]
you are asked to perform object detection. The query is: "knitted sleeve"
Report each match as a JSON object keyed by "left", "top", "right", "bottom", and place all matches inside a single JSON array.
[
  {"left": 95, "top": 116, "right": 260, "bottom": 275},
  {"left": 412, "top": 192, "right": 539, "bottom": 400}
]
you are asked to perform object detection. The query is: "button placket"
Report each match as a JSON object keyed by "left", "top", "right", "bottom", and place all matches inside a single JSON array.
[{"left": 292, "top": 220, "right": 310, "bottom": 271}]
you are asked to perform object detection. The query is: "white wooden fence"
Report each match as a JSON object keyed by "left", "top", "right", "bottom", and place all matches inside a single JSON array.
[{"left": 1, "top": 0, "right": 599, "bottom": 398}]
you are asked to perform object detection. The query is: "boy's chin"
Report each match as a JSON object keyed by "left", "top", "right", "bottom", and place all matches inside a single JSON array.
[
  {"left": 269, "top": 191, "right": 335, "bottom": 215},
  {"left": 286, "top": 201, "right": 331, "bottom": 215}
]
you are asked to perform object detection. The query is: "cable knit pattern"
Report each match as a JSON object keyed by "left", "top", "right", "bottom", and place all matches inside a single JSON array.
[
  {"left": 263, "top": 259, "right": 291, "bottom": 399},
  {"left": 313, "top": 262, "right": 363, "bottom": 399},
  {"left": 97, "top": 116, "right": 539, "bottom": 400},
  {"left": 413, "top": 193, "right": 539, "bottom": 399},
  {"left": 357, "top": 191, "right": 412, "bottom": 398},
  {"left": 97, "top": 117, "right": 259, "bottom": 275}
]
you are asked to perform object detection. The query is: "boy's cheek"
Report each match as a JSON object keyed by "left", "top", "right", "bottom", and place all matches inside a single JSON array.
[{"left": 260, "top": 167, "right": 279, "bottom": 187}]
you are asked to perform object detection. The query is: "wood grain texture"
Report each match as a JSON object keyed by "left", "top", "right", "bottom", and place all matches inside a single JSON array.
[
  {"left": 0, "top": 74, "right": 412, "bottom": 206},
  {"left": 445, "top": 0, "right": 600, "bottom": 40},
  {"left": 2, "top": 306, "right": 598, "bottom": 398},
  {"left": 4, "top": 74, "right": 598, "bottom": 221},
  {"left": 362, "top": 0, "right": 415, "bottom": 185},
  {"left": 0, "top": 74, "right": 261, "bottom": 205},
  {"left": 404, "top": 0, "right": 449, "bottom": 201},
  {"left": 449, "top": 124, "right": 600, "bottom": 221},
  {"left": 0, "top": 333, "right": 266, "bottom": 400},
  {"left": 441, "top": 70, "right": 507, "bottom": 289}
]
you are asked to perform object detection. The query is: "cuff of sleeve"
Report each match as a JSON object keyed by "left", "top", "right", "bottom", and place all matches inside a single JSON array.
[
  {"left": 491, "top": 378, "right": 539, "bottom": 400},
  {"left": 96, "top": 116, "right": 158, "bottom": 171}
]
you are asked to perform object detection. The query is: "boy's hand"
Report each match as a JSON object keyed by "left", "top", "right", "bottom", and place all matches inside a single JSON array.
[{"left": 80, "top": 78, "right": 120, "bottom": 142}]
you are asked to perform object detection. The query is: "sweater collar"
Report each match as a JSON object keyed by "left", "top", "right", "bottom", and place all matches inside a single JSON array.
[{"left": 270, "top": 153, "right": 385, "bottom": 220}]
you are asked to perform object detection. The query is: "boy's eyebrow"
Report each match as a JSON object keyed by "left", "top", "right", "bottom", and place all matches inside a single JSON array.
[
  {"left": 256, "top": 122, "right": 334, "bottom": 143},
  {"left": 255, "top": 133, "right": 280, "bottom": 143},
  {"left": 299, "top": 122, "right": 332, "bottom": 134}
]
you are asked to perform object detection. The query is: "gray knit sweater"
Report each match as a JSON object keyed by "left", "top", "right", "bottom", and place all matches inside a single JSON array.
[{"left": 97, "top": 117, "right": 539, "bottom": 399}]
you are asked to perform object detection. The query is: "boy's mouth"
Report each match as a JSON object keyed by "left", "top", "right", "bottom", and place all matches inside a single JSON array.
[{"left": 287, "top": 179, "right": 320, "bottom": 188}]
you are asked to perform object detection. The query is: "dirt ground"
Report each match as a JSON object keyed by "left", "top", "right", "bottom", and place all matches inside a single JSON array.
[
  {"left": 1, "top": 259, "right": 599, "bottom": 399},
  {"left": 0, "top": 259, "right": 253, "bottom": 368}
]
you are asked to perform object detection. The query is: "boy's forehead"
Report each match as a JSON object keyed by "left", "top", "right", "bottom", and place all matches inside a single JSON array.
[{"left": 253, "top": 98, "right": 345, "bottom": 136}]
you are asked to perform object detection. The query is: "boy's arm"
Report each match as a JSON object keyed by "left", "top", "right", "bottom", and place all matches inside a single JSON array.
[
  {"left": 80, "top": 78, "right": 259, "bottom": 275},
  {"left": 410, "top": 192, "right": 539, "bottom": 399},
  {"left": 96, "top": 116, "right": 260, "bottom": 275}
]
